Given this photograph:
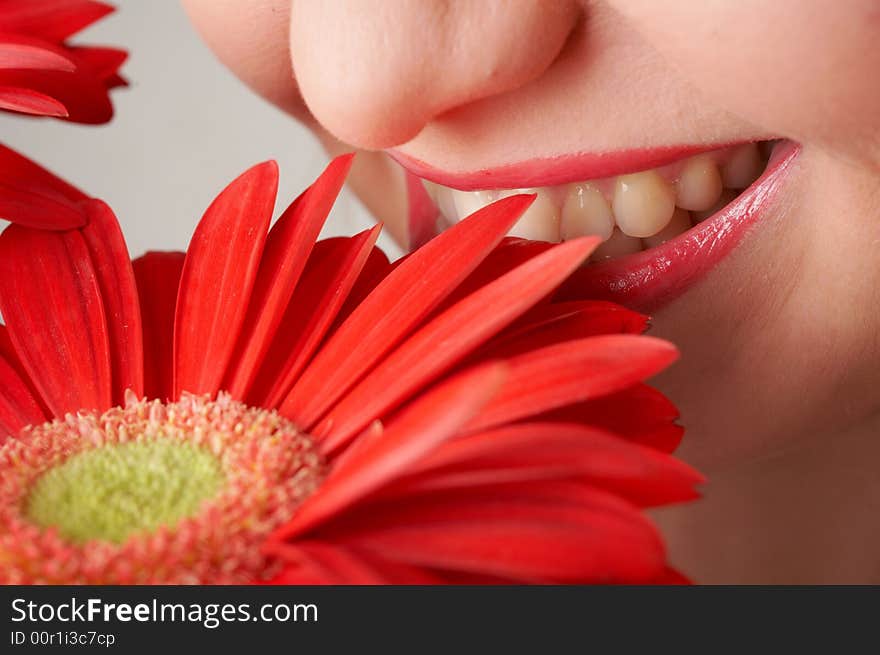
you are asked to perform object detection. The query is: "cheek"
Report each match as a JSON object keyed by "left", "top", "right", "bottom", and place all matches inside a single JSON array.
[
  {"left": 608, "top": 0, "right": 880, "bottom": 167},
  {"left": 648, "top": 148, "right": 880, "bottom": 470}
]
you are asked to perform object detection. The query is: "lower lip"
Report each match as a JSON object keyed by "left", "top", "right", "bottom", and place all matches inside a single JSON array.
[{"left": 555, "top": 140, "right": 800, "bottom": 313}]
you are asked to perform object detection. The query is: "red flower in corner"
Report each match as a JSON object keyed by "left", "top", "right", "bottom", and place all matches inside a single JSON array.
[
  {"left": 0, "top": 0, "right": 126, "bottom": 122},
  {"left": 0, "top": 147, "right": 702, "bottom": 584}
]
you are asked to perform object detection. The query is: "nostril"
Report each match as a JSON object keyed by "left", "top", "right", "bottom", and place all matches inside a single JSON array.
[{"left": 289, "top": 0, "right": 580, "bottom": 149}]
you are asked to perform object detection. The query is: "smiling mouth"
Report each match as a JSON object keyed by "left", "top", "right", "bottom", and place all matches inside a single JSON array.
[{"left": 401, "top": 139, "right": 799, "bottom": 311}]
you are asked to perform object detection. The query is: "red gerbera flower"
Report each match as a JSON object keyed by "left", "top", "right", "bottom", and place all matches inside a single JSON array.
[
  {"left": 0, "top": 147, "right": 702, "bottom": 584},
  {"left": 0, "top": 0, "right": 125, "bottom": 122}
]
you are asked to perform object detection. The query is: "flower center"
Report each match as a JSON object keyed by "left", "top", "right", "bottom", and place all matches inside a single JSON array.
[
  {"left": 26, "top": 439, "right": 224, "bottom": 545},
  {"left": 0, "top": 393, "right": 325, "bottom": 584}
]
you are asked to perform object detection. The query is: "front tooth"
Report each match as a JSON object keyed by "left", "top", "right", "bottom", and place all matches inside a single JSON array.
[
  {"left": 506, "top": 189, "right": 560, "bottom": 243},
  {"left": 721, "top": 144, "right": 762, "bottom": 189},
  {"left": 422, "top": 180, "right": 439, "bottom": 202},
  {"left": 561, "top": 184, "right": 614, "bottom": 242},
  {"left": 434, "top": 186, "right": 459, "bottom": 223},
  {"left": 591, "top": 227, "right": 643, "bottom": 259},
  {"left": 612, "top": 170, "right": 676, "bottom": 238},
  {"left": 452, "top": 189, "right": 499, "bottom": 222},
  {"left": 643, "top": 208, "right": 692, "bottom": 248},
  {"left": 675, "top": 155, "right": 723, "bottom": 211}
]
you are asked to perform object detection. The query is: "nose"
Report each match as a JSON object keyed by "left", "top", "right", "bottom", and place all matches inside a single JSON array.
[{"left": 289, "top": 0, "right": 579, "bottom": 149}]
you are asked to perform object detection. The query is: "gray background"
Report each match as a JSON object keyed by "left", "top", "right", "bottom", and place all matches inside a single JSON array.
[{"left": 0, "top": 0, "right": 394, "bottom": 258}]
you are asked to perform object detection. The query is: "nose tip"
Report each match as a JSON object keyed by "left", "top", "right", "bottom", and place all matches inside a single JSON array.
[{"left": 289, "top": 1, "right": 579, "bottom": 149}]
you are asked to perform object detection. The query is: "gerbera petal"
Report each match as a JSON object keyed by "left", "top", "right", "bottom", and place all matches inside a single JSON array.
[
  {"left": 270, "top": 363, "right": 506, "bottom": 541},
  {"left": 0, "top": 68, "right": 111, "bottom": 123},
  {"left": 0, "top": 85, "right": 68, "bottom": 116},
  {"left": 464, "top": 335, "right": 678, "bottom": 433},
  {"left": 0, "top": 144, "right": 87, "bottom": 228},
  {"left": 318, "top": 485, "right": 665, "bottom": 583},
  {"left": 430, "top": 237, "right": 555, "bottom": 315},
  {"left": 492, "top": 300, "right": 648, "bottom": 356},
  {"left": 224, "top": 154, "right": 353, "bottom": 399},
  {"left": 0, "top": 354, "right": 47, "bottom": 441},
  {"left": 0, "top": 0, "right": 114, "bottom": 43},
  {"left": 315, "top": 237, "right": 600, "bottom": 452},
  {"left": 132, "top": 252, "right": 184, "bottom": 403},
  {"left": 64, "top": 45, "right": 127, "bottom": 81},
  {"left": 0, "top": 143, "right": 86, "bottom": 211},
  {"left": 279, "top": 194, "right": 536, "bottom": 428},
  {"left": 173, "top": 161, "right": 278, "bottom": 398},
  {"left": 269, "top": 541, "right": 445, "bottom": 585},
  {"left": 393, "top": 422, "right": 703, "bottom": 507},
  {"left": 267, "top": 542, "right": 389, "bottom": 584},
  {"left": 80, "top": 200, "right": 143, "bottom": 402},
  {"left": 253, "top": 228, "right": 381, "bottom": 408},
  {"left": 539, "top": 383, "right": 685, "bottom": 453},
  {"left": 0, "top": 224, "right": 112, "bottom": 416},
  {"left": 0, "top": 35, "right": 76, "bottom": 72},
  {"left": 331, "top": 245, "right": 392, "bottom": 328},
  {"left": 0, "top": 325, "right": 50, "bottom": 417}
]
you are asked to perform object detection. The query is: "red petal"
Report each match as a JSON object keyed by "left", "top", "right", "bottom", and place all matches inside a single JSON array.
[
  {"left": 539, "top": 383, "right": 684, "bottom": 453},
  {"left": 278, "top": 194, "right": 536, "bottom": 428},
  {"left": 0, "top": 353, "right": 47, "bottom": 441},
  {"left": 0, "top": 325, "right": 50, "bottom": 417},
  {"left": 173, "top": 161, "right": 278, "bottom": 398},
  {"left": 0, "top": 224, "right": 111, "bottom": 416},
  {"left": 316, "top": 237, "right": 600, "bottom": 453},
  {"left": 0, "top": 146, "right": 87, "bottom": 228},
  {"left": 396, "top": 422, "right": 703, "bottom": 507},
  {"left": 316, "top": 485, "right": 665, "bottom": 583},
  {"left": 64, "top": 45, "right": 126, "bottom": 81},
  {"left": 266, "top": 542, "right": 388, "bottom": 584},
  {"left": 224, "top": 154, "right": 353, "bottom": 399},
  {"left": 0, "top": 179, "right": 89, "bottom": 229},
  {"left": 0, "top": 66, "right": 112, "bottom": 123},
  {"left": 331, "top": 245, "right": 391, "bottom": 329},
  {"left": 80, "top": 200, "right": 143, "bottom": 402},
  {"left": 0, "top": 35, "right": 75, "bottom": 71},
  {"left": 429, "top": 237, "right": 555, "bottom": 316},
  {"left": 0, "top": 84, "right": 67, "bottom": 115},
  {"left": 494, "top": 300, "right": 648, "bottom": 352},
  {"left": 263, "top": 561, "right": 332, "bottom": 585},
  {"left": 267, "top": 542, "right": 446, "bottom": 585},
  {"left": 132, "top": 252, "right": 184, "bottom": 402},
  {"left": 102, "top": 73, "right": 125, "bottom": 89},
  {"left": 0, "top": 0, "right": 114, "bottom": 42},
  {"left": 465, "top": 335, "right": 678, "bottom": 433},
  {"left": 253, "top": 228, "right": 381, "bottom": 408},
  {"left": 270, "top": 363, "right": 506, "bottom": 541}
]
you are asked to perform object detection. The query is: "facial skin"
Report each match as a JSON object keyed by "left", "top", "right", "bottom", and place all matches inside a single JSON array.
[{"left": 182, "top": 0, "right": 880, "bottom": 583}]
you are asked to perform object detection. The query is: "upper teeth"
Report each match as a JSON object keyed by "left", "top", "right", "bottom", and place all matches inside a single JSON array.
[{"left": 422, "top": 142, "right": 768, "bottom": 255}]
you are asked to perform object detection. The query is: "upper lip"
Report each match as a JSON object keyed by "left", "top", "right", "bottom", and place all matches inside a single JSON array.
[{"left": 390, "top": 141, "right": 762, "bottom": 191}]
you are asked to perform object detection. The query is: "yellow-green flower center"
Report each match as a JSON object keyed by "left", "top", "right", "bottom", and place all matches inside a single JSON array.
[
  {"left": 0, "top": 393, "right": 325, "bottom": 584},
  {"left": 26, "top": 439, "right": 224, "bottom": 544}
]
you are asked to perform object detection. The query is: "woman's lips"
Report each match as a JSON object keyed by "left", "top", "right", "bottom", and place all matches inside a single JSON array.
[
  {"left": 556, "top": 140, "right": 800, "bottom": 312},
  {"left": 397, "top": 139, "right": 799, "bottom": 313}
]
